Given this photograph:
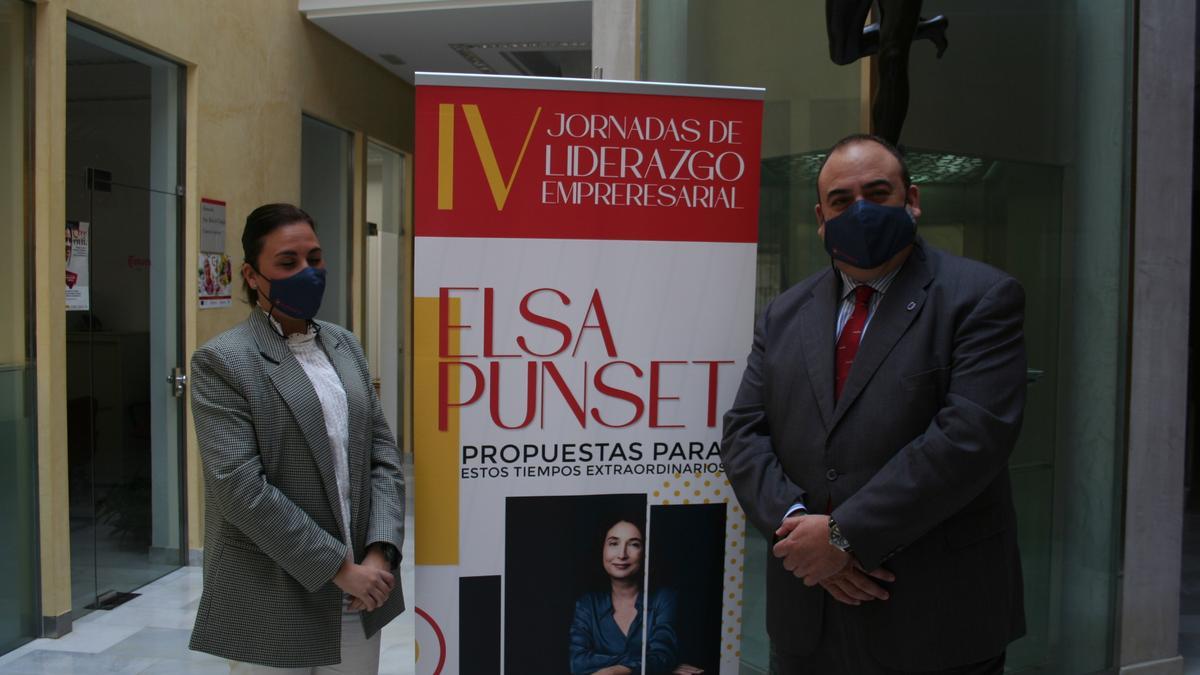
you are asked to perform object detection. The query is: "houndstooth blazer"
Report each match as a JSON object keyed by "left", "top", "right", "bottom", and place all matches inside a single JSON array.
[{"left": 188, "top": 310, "right": 406, "bottom": 668}]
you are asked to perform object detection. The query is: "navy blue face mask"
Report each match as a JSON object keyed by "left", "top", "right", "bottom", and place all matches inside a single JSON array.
[
  {"left": 823, "top": 200, "right": 916, "bottom": 269},
  {"left": 258, "top": 266, "right": 326, "bottom": 321}
]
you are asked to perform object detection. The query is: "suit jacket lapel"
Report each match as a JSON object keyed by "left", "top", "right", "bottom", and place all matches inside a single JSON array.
[
  {"left": 798, "top": 269, "right": 839, "bottom": 432},
  {"left": 249, "top": 311, "right": 345, "bottom": 542},
  {"left": 829, "top": 244, "right": 935, "bottom": 433},
  {"left": 319, "top": 325, "right": 369, "bottom": 551}
]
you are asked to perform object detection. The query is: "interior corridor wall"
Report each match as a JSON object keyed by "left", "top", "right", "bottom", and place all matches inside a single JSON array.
[{"left": 33, "top": 0, "right": 415, "bottom": 627}]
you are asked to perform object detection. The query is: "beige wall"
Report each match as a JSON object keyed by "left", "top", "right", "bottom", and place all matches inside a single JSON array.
[
  {"left": 33, "top": 0, "right": 414, "bottom": 621},
  {"left": 0, "top": 2, "right": 25, "bottom": 367}
]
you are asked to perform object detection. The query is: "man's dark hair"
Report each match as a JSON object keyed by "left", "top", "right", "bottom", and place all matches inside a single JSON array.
[
  {"left": 241, "top": 202, "right": 316, "bottom": 304},
  {"left": 815, "top": 133, "right": 912, "bottom": 203}
]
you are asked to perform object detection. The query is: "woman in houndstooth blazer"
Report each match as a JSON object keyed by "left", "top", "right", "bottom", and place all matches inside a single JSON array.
[{"left": 189, "top": 204, "right": 406, "bottom": 673}]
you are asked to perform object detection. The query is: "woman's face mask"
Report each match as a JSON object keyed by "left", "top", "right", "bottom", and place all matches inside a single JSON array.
[
  {"left": 256, "top": 266, "right": 326, "bottom": 320},
  {"left": 822, "top": 199, "right": 916, "bottom": 270},
  {"left": 247, "top": 221, "right": 326, "bottom": 321}
]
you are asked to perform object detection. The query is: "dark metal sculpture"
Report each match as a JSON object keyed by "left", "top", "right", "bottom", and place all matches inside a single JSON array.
[{"left": 826, "top": 0, "right": 948, "bottom": 144}]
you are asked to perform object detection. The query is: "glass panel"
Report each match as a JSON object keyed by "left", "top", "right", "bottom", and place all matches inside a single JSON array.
[
  {"left": 301, "top": 115, "right": 353, "bottom": 327},
  {"left": 902, "top": 4, "right": 1132, "bottom": 672},
  {"left": 643, "top": 0, "right": 862, "bottom": 155},
  {"left": 645, "top": 6, "right": 862, "bottom": 675},
  {"left": 644, "top": 2, "right": 1132, "bottom": 673},
  {"left": 0, "top": 0, "right": 36, "bottom": 655},
  {"left": 919, "top": 161, "right": 1065, "bottom": 671},
  {"left": 365, "top": 141, "right": 405, "bottom": 440},
  {"left": 66, "top": 21, "right": 184, "bottom": 615}
]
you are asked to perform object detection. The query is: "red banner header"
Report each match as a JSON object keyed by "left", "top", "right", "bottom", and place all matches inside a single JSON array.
[{"left": 415, "top": 83, "right": 763, "bottom": 243}]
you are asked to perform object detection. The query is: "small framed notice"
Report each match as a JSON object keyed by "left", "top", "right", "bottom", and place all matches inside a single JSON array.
[{"left": 200, "top": 198, "right": 226, "bottom": 253}]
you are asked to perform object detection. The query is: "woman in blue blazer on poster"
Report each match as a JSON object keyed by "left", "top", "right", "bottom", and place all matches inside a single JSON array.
[{"left": 568, "top": 517, "right": 701, "bottom": 675}]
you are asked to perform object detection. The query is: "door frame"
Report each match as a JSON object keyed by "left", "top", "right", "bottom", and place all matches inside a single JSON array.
[{"left": 362, "top": 136, "right": 413, "bottom": 457}]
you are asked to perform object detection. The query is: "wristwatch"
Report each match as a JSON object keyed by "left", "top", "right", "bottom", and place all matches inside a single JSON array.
[
  {"left": 375, "top": 542, "right": 400, "bottom": 570},
  {"left": 828, "top": 517, "right": 852, "bottom": 552}
]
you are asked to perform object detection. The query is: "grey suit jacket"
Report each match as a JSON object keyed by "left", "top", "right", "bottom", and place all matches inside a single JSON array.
[
  {"left": 189, "top": 310, "right": 406, "bottom": 668},
  {"left": 722, "top": 241, "right": 1026, "bottom": 671}
]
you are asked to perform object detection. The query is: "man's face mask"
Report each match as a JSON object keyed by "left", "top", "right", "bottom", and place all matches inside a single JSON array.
[
  {"left": 256, "top": 266, "right": 326, "bottom": 320},
  {"left": 822, "top": 199, "right": 916, "bottom": 270}
]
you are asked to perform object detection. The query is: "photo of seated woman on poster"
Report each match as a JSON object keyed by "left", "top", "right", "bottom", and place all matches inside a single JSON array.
[
  {"left": 569, "top": 513, "right": 703, "bottom": 675},
  {"left": 503, "top": 494, "right": 716, "bottom": 675}
]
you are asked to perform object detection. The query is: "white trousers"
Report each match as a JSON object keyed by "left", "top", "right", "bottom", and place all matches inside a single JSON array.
[{"left": 229, "top": 611, "right": 381, "bottom": 675}]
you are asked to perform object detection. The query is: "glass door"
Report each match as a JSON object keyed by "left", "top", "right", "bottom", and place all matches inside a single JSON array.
[
  {"left": 65, "top": 22, "right": 185, "bottom": 614},
  {"left": 301, "top": 114, "right": 354, "bottom": 328},
  {"left": 365, "top": 140, "right": 406, "bottom": 442}
]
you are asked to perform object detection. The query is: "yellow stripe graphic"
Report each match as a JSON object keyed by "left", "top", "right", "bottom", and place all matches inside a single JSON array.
[
  {"left": 437, "top": 104, "right": 455, "bottom": 210},
  {"left": 414, "top": 296, "right": 459, "bottom": 564}
]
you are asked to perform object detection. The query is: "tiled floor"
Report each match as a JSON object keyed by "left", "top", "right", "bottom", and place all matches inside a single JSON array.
[
  {"left": 68, "top": 517, "right": 180, "bottom": 613},
  {"left": 21, "top": 480, "right": 1200, "bottom": 674},
  {"left": 0, "top": 513, "right": 416, "bottom": 675}
]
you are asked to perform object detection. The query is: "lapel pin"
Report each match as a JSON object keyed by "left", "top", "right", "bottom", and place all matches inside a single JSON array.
[{"left": 906, "top": 301, "right": 917, "bottom": 311}]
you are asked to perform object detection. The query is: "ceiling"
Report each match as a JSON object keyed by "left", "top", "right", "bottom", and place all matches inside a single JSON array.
[{"left": 299, "top": 0, "right": 593, "bottom": 83}]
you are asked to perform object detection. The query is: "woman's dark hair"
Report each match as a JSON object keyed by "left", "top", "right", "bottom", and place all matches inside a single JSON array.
[
  {"left": 241, "top": 203, "right": 316, "bottom": 304},
  {"left": 599, "top": 512, "right": 645, "bottom": 544}
]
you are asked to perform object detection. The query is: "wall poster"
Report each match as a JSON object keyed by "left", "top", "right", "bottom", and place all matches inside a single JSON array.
[
  {"left": 413, "top": 72, "right": 763, "bottom": 675},
  {"left": 66, "top": 220, "right": 89, "bottom": 311},
  {"left": 198, "top": 252, "right": 233, "bottom": 309}
]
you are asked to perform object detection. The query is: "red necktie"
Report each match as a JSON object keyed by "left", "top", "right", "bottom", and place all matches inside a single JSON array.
[{"left": 835, "top": 285, "right": 875, "bottom": 400}]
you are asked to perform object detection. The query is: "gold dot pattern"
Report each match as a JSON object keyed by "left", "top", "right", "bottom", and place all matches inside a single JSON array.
[{"left": 656, "top": 469, "right": 746, "bottom": 665}]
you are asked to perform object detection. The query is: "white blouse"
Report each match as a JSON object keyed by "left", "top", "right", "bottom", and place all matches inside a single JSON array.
[{"left": 273, "top": 316, "right": 352, "bottom": 550}]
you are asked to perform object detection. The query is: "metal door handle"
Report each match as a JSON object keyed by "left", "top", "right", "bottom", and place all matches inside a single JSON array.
[{"left": 168, "top": 367, "right": 188, "bottom": 397}]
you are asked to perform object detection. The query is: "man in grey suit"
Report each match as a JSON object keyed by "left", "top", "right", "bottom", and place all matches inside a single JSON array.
[{"left": 722, "top": 135, "right": 1026, "bottom": 674}]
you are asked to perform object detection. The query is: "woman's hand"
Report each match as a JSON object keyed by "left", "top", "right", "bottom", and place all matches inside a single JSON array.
[
  {"left": 346, "top": 547, "right": 394, "bottom": 611},
  {"left": 592, "top": 667, "right": 633, "bottom": 675},
  {"left": 673, "top": 665, "right": 704, "bottom": 674},
  {"left": 334, "top": 554, "right": 394, "bottom": 611}
]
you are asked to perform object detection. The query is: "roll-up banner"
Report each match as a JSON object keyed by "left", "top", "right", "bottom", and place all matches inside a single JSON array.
[{"left": 413, "top": 73, "right": 763, "bottom": 675}]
